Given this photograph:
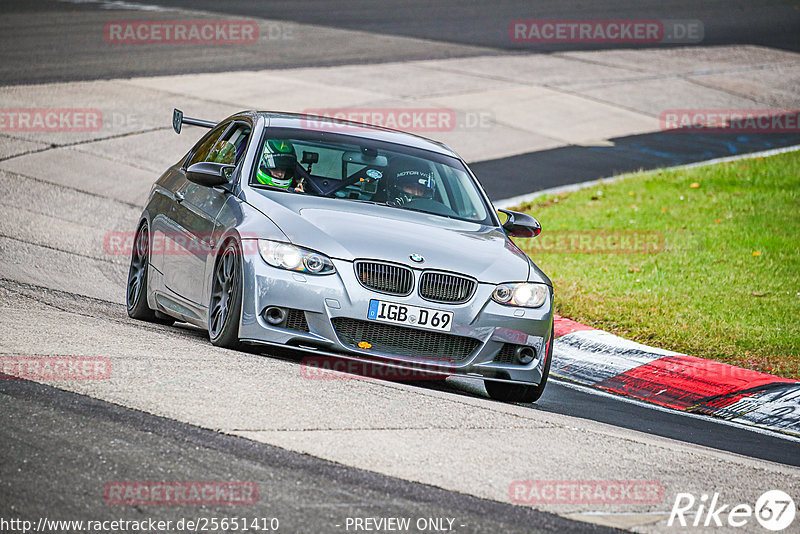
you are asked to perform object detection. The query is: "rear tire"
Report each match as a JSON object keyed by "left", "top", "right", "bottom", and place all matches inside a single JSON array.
[
  {"left": 126, "top": 221, "right": 174, "bottom": 325},
  {"left": 208, "top": 240, "right": 243, "bottom": 349},
  {"left": 485, "top": 321, "right": 553, "bottom": 403}
]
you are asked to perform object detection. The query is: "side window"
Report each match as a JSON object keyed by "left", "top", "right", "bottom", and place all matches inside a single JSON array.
[
  {"left": 185, "top": 122, "right": 252, "bottom": 168},
  {"left": 186, "top": 123, "right": 228, "bottom": 167},
  {"left": 207, "top": 123, "right": 251, "bottom": 165}
]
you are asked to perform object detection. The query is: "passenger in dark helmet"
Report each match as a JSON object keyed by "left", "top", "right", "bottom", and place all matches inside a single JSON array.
[{"left": 388, "top": 166, "right": 436, "bottom": 207}]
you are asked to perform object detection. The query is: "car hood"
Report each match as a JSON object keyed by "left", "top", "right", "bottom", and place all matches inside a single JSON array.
[{"left": 245, "top": 191, "right": 545, "bottom": 284}]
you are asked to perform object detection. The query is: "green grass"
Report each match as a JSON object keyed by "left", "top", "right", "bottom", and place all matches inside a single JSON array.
[{"left": 512, "top": 150, "right": 800, "bottom": 379}]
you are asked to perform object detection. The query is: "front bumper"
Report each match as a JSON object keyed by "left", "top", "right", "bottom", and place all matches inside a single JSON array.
[{"left": 238, "top": 251, "right": 553, "bottom": 386}]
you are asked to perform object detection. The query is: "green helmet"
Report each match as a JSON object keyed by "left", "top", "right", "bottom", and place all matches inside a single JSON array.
[{"left": 256, "top": 139, "right": 297, "bottom": 188}]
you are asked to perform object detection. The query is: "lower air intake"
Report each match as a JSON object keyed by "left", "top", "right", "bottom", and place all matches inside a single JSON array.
[{"left": 331, "top": 318, "right": 480, "bottom": 362}]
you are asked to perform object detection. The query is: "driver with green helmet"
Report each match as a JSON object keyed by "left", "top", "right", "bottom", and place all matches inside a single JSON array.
[{"left": 256, "top": 139, "right": 304, "bottom": 192}]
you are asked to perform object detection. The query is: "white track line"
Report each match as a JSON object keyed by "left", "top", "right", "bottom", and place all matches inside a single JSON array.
[{"left": 495, "top": 143, "right": 800, "bottom": 208}]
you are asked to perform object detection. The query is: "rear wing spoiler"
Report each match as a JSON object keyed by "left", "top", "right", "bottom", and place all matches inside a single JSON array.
[{"left": 172, "top": 108, "right": 216, "bottom": 134}]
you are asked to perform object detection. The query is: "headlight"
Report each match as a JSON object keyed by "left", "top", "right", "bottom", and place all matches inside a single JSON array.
[
  {"left": 492, "top": 283, "right": 548, "bottom": 308},
  {"left": 258, "top": 240, "right": 335, "bottom": 274}
]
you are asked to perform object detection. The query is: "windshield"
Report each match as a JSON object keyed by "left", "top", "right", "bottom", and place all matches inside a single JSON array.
[{"left": 250, "top": 128, "right": 493, "bottom": 224}]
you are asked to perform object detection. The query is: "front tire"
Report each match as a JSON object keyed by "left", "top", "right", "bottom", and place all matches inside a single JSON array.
[
  {"left": 127, "top": 221, "right": 174, "bottom": 325},
  {"left": 485, "top": 321, "right": 553, "bottom": 403},
  {"left": 208, "top": 240, "right": 243, "bottom": 349}
]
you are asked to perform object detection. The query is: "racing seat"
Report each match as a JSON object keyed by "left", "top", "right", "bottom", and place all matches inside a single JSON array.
[{"left": 207, "top": 139, "right": 237, "bottom": 165}]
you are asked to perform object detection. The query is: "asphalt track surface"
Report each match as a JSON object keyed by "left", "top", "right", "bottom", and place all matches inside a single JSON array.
[
  {"left": 0, "top": 0, "right": 492, "bottom": 85},
  {"left": 4, "top": 0, "right": 800, "bottom": 83},
  {"left": 0, "top": 377, "right": 617, "bottom": 534},
  {"left": 3, "top": 1, "right": 799, "bottom": 199},
  {"left": 0, "top": 280, "right": 797, "bottom": 530},
  {"left": 2, "top": 1, "right": 799, "bottom": 531},
  {"left": 474, "top": 130, "right": 800, "bottom": 200},
  {"left": 151, "top": 0, "right": 800, "bottom": 53}
]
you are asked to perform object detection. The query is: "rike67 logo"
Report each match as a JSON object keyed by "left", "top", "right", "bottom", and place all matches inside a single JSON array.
[{"left": 669, "top": 490, "right": 796, "bottom": 531}]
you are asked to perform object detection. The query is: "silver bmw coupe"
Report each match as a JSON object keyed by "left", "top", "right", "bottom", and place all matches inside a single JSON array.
[{"left": 127, "top": 109, "right": 553, "bottom": 402}]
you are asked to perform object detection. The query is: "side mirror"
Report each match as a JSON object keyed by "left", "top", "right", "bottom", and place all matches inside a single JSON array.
[
  {"left": 499, "top": 209, "right": 541, "bottom": 238},
  {"left": 186, "top": 162, "right": 234, "bottom": 187}
]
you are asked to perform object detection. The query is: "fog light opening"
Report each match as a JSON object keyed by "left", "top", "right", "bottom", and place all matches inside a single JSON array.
[
  {"left": 515, "top": 346, "right": 536, "bottom": 365},
  {"left": 263, "top": 306, "right": 287, "bottom": 326}
]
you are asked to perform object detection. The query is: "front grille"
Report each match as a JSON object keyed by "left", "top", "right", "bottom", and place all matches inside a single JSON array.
[
  {"left": 419, "top": 271, "right": 477, "bottom": 303},
  {"left": 355, "top": 261, "right": 414, "bottom": 296},
  {"left": 331, "top": 318, "right": 480, "bottom": 362},
  {"left": 493, "top": 344, "right": 517, "bottom": 364},
  {"left": 284, "top": 308, "right": 310, "bottom": 332}
]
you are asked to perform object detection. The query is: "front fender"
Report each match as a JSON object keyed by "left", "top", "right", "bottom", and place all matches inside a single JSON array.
[{"left": 200, "top": 194, "right": 288, "bottom": 309}]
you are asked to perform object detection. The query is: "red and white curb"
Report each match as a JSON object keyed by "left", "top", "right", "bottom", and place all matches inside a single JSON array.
[{"left": 551, "top": 316, "right": 800, "bottom": 437}]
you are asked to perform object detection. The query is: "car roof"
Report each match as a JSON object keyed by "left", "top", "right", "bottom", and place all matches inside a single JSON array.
[{"left": 247, "top": 111, "right": 459, "bottom": 158}]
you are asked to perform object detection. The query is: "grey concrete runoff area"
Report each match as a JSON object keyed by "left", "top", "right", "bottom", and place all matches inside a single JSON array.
[
  {"left": 0, "top": 377, "right": 618, "bottom": 534},
  {"left": 1, "top": 1, "right": 799, "bottom": 533}
]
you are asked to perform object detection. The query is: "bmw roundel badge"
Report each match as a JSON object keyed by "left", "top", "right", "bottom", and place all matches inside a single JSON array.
[{"left": 410, "top": 254, "right": 424, "bottom": 263}]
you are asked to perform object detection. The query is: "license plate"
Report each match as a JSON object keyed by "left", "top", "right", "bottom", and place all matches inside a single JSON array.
[{"left": 367, "top": 299, "right": 453, "bottom": 332}]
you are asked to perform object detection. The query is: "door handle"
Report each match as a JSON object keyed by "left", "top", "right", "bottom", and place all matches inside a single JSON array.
[{"left": 174, "top": 191, "right": 185, "bottom": 203}]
